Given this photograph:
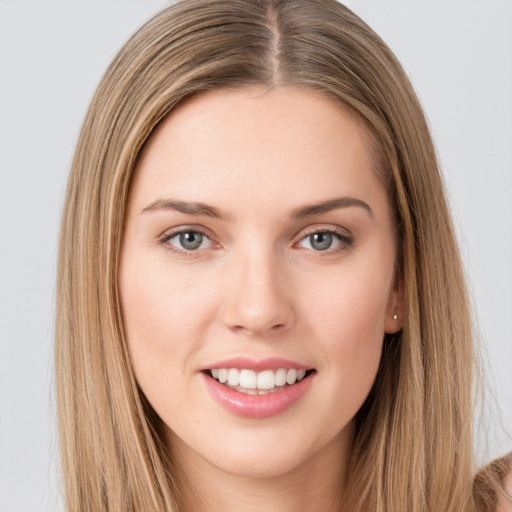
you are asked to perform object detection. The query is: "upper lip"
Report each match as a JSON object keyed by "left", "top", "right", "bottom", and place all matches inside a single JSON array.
[{"left": 202, "top": 357, "right": 313, "bottom": 372}]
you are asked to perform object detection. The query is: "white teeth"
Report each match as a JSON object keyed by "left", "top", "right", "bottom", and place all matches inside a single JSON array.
[
  {"left": 286, "top": 369, "right": 298, "bottom": 385},
  {"left": 227, "top": 368, "right": 240, "bottom": 386},
  {"left": 209, "top": 367, "right": 311, "bottom": 391},
  {"left": 239, "top": 369, "right": 257, "bottom": 389},
  {"left": 257, "top": 370, "right": 275, "bottom": 390},
  {"left": 218, "top": 368, "right": 228, "bottom": 384},
  {"left": 275, "top": 368, "right": 287, "bottom": 387}
]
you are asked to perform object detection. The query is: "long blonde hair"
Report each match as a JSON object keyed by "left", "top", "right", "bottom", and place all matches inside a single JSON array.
[{"left": 55, "top": 0, "right": 507, "bottom": 510}]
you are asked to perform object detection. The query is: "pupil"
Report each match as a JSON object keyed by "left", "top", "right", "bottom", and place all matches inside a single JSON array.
[
  {"left": 311, "top": 232, "right": 332, "bottom": 251},
  {"left": 180, "top": 231, "right": 203, "bottom": 250}
]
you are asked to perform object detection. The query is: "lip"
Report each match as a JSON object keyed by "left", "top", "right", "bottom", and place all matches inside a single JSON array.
[
  {"left": 202, "top": 357, "right": 312, "bottom": 372},
  {"left": 202, "top": 363, "right": 315, "bottom": 419}
]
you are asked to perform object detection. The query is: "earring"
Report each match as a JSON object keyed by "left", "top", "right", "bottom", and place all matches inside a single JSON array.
[{"left": 393, "top": 314, "right": 398, "bottom": 321}]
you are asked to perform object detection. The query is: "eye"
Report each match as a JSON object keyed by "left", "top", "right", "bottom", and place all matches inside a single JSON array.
[
  {"left": 307, "top": 232, "right": 334, "bottom": 251},
  {"left": 296, "top": 228, "right": 353, "bottom": 252},
  {"left": 161, "top": 229, "right": 214, "bottom": 252}
]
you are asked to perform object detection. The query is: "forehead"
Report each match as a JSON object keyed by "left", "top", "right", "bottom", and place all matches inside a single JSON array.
[{"left": 130, "top": 86, "right": 388, "bottom": 219}]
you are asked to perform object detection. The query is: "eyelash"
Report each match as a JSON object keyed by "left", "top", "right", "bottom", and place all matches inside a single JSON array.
[
  {"left": 294, "top": 226, "right": 354, "bottom": 254},
  {"left": 158, "top": 226, "right": 354, "bottom": 256},
  {"left": 159, "top": 227, "right": 215, "bottom": 256}
]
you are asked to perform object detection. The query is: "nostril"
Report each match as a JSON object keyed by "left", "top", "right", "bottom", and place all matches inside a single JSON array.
[{"left": 230, "top": 322, "right": 286, "bottom": 335}]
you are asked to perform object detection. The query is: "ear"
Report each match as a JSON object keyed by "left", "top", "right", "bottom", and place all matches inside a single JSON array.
[{"left": 384, "top": 271, "right": 404, "bottom": 334}]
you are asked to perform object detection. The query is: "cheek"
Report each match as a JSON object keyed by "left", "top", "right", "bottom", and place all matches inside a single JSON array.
[
  {"left": 119, "top": 255, "right": 216, "bottom": 384},
  {"left": 300, "top": 256, "right": 393, "bottom": 393},
  {"left": 119, "top": 257, "right": 222, "bottom": 430},
  {"left": 305, "top": 268, "right": 391, "bottom": 344}
]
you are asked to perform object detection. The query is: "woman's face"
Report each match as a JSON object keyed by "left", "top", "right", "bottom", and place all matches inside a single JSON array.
[{"left": 120, "top": 87, "right": 402, "bottom": 480}]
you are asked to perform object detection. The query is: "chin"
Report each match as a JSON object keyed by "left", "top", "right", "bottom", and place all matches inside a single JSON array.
[{"left": 212, "top": 447, "right": 313, "bottom": 479}]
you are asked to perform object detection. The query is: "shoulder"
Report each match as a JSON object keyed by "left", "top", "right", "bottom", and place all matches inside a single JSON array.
[
  {"left": 495, "top": 454, "right": 512, "bottom": 512},
  {"left": 496, "top": 469, "right": 512, "bottom": 512},
  {"left": 474, "top": 452, "right": 512, "bottom": 512}
]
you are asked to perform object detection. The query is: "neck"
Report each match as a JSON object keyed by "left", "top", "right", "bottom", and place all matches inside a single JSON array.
[{"left": 168, "top": 426, "right": 353, "bottom": 512}]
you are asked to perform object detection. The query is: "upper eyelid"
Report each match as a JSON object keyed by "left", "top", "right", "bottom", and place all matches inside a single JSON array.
[
  {"left": 159, "top": 225, "right": 214, "bottom": 240},
  {"left": 160, "top": 224, "right": 350, "bottom": 235},
  {"left": 157, "top": 224, "right": 353, "bottom": 249},
  {"left": 294, "top": 224, "right": 353, "bottom": 240}
]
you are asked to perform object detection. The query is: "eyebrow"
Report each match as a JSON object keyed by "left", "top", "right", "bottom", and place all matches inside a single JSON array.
[
  {"left": 141, "top": 196, "right": 373, "bottom": 219},
  {"left": 291, "top": 196, "right": 373, "bottom": 218},
  {"left": 142, "top": 198, "right": 230, "bottom": 219}
]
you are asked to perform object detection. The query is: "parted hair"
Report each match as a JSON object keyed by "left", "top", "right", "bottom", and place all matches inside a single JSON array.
[{"left": 55, "top": 1, "right": 510, "bottom": 510}]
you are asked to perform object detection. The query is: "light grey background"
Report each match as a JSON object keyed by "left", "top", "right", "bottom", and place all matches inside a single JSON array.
[{"left": 0, "top": 1, "right": 511, "bottom": 511}]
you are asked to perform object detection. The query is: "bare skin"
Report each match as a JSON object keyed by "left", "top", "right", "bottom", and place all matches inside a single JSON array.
[
  {"left": 120, "top": 86, "right": 403, "bottom": 511},
  {"left": 497, "top": 466, "right": 512, "bottom": 512}
]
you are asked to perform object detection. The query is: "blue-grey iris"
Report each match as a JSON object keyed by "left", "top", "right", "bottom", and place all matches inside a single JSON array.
[
  {"left": 180, "top": 231, "right": 203, "bottom": 250},
  {"left": 310, "top": 232, "right": 332, "bottom": 251}
]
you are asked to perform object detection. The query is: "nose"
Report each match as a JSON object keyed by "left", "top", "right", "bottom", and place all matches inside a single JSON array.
[{"left": 220, "top": 247, "right": 295, "bottom": 336}]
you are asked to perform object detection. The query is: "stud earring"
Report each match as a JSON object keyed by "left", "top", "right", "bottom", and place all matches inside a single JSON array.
[{"left": 393, "top": 314, "right": 398, "bottom": 321}]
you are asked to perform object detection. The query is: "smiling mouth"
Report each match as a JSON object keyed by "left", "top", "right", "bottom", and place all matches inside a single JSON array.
[{"left": 205, "top": 368, "right": 316, "bottom": 395}]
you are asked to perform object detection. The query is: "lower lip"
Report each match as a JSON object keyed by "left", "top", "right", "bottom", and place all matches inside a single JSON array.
[{"left": 202, "top": 372, "right": 314, "bottom": 418}]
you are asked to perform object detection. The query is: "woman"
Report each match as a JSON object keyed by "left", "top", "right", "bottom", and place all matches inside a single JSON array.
[{"left": 55, "top": 0, "right": 511, "bottom": 510}]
